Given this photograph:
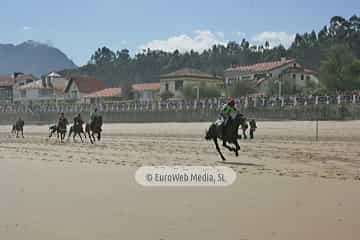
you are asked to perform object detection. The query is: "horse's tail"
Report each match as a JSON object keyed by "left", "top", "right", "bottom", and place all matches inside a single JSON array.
[{"left": 205, "top": 124, "right": 216, "bottom": 140}]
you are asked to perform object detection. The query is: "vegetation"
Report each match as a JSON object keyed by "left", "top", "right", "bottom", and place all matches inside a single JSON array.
[
  {"left": 61, "top": 15, "right": 360, "bottom": 94},
  {"left": 182, "top": 83, "right": 222, "bottom": 99},
  {"left": 228, "top": 80, "right": 257, "bottom": 97}
]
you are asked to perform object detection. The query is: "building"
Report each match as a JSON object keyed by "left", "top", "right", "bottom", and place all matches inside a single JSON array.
[
  {"left": 64, "top": 76, "right": 106, "bottom": 102},
  {"left": 160, "top": 68, "right": 223, "bottom": 98},
  {"left": 0, "top": 76, "right": 15, "bottom": 103},
  {"left": 13, "top": 73, "right": 37, "bottom": 86},
  {"left": 132, "top": 82, "right": 160, "bottom": 102},
  {"left": 84, "top": 88, "right": 122, "bottom": 104},
  {"left": 224, "top": 58, "right": 318, "bottom": 94},
  {"left": 14, "top": 79, "right": 55, "bottom": 103}
]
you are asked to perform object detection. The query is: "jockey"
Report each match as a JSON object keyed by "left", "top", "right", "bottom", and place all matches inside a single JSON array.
[
  {"left": 73, "top": 113, "right": 84, "bottom": 127},
  {"left": 90, "top": 107, "right": 102, "bottom": 132},
  {"left": 57, "top": 112, "right": 69, "bottom": 131},
  {"left": 220, "top": 98, "right": 237, "bottom": 136},
  {"left": 90, "top": 108, "right": 99, "bottom": 123}
]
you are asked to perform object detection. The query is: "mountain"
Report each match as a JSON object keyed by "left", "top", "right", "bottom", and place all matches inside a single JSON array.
[{"left": 0, "top": 40, "right": 77, "bottom": 76}]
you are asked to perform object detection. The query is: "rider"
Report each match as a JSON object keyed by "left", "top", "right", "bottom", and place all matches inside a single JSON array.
[
  {"left": 73, "top": 113, "right": 84, "bottom": 127},
  {"left": 90, "top": 107, "right": 102, "bottom": 132},
  {"left": 220, "top": 98, "right": 237, "bottom": 136},
  {"left": 57, "top": 112, "right": 69, "bottom": 132},
  {"left": 90, "top": 108, "right": 99, "bottom": 123}
]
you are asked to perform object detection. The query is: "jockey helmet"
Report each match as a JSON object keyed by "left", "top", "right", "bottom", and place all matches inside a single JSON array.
[{"left": 228, "top": 98, "right": 235, "bottom": 107}]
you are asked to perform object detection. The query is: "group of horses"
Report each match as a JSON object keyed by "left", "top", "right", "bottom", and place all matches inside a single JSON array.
[
  {"left": 11, "top": 112, "right": 254, "bottom": 161},
  {"left": 11, "top": 115, "right": 103, "bottom": 144}
]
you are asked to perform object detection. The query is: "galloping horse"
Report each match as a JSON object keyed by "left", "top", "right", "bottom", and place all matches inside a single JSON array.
[
  {"left": 85, "top": 116, "right": 103, "bottom": 144},
  {"left": 68, "top": 123, "right": 87, "bottom": 143},
  {"left": 12, "top": 118, "right": 25, "bottom": 138},
  {"left": 205, "top": 112, "right": 247, "bottom": 161}
]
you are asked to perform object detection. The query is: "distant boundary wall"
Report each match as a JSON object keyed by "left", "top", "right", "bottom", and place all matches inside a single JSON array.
[{"left": 1, "top": 104, "right": 360, "bottom": 125}]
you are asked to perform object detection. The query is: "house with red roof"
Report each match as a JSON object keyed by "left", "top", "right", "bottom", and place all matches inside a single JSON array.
[
  {"left": 132, "top": 82, "right": 160, "bottom": 102},
  {"left": 64, "top": 76, "right": 106, "bottom": 102},
  {"left": 224, "top": 58, "right": 318, "bottom": 94},
  {"left": 83, "top": 87, "right": 122, "bottom": 104},
  {"left": 160, "top": 68, "right": 223, "bottom": 98},
  {"left": 0, "top": 75, "right": 15, "bottom": 103}
]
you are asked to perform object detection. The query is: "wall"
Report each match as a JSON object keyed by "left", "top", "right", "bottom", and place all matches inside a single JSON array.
[{"left": 1, "top": 104, "right": 360, "bottom": 125}]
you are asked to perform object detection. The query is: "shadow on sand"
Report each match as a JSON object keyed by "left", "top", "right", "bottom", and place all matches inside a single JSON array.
[{"left": 218, "top": 161, "right": 264, "bottom": 167}]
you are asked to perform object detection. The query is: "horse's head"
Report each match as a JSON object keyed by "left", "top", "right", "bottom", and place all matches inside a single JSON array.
[{"left": 233, "top": 112, "right": 247, "bottom": 126}]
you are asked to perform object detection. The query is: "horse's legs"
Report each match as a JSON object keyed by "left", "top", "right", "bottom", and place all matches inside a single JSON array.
[
  {"left": 21, "top": 129, "right": 24, "bottom": 138},
  {"left": 79, "top": 132, "right": 84, "bottom": 143},
  {"left": 97, "top": 132, "right": 101, "bottom": 141},
  {"left": 243, "top": 129, "right": 247, "bottom": 139},
  {"left": 88, "top": 131, "right": 94, "bottom": 144},
  {"left": 214, "top": 138, "right": 226, "bottom": 161},
  {"left": 222, "top": 140, "right": 236, "bottom": 152},
  {"left": 233, "top": 140, "right": 241, "bottom": 156}
]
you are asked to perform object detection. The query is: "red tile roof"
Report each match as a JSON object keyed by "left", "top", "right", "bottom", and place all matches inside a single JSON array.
[
  {"left": 85, "top": 88, "right": 122, "bottom": 98},
  {"left": 132, "top": 82, "right": 160, "bottom": 91},
  {"left": 0, "top": 76, "right": 14, "bottom": 87},
  {"left": 226, "top": 59, "right": 296, "bottom": 73},
  {"left": 64, "top": 76, "right": 106, "bottom": 94},
  {"left": 15, "top": 74, "right": 37, "bottom": 81},
  {"left": 160, "top": 68, "right": 222, "bottom": 80}
]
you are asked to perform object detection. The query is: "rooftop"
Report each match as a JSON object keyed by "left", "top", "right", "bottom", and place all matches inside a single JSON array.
[
  {"left": 85, "top": 87, "right": 122, "bottom": 98},
  {"left": 64, "top": 76, "right": 106, "bottom": 94},
  {"left": 226, "top": 59, "right": 296, "bottom": 73},
  {"left": 132, "top": 82, "right": 160, "bottom": 91},
  {"left": 160, "top": 68, "right": 221, "bottom": 80},
  {"left": 0, "top": 76, "right": 14, "bottom": 87}
]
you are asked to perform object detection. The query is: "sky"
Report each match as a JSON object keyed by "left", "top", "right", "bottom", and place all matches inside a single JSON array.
[{"left": 1, "top": 0, "right": 359, "bottom": 66}]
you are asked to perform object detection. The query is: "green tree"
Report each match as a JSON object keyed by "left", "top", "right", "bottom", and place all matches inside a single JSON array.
[
  {"left": 319, "top": 44, "right": 360, "bottom": 91},
  {"left": 228, "top": 80, "right": 257, "bottom": 97}
]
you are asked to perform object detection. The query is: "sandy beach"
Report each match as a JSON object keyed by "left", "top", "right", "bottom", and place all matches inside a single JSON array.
[{"left": 1, "top": 121, "right": 360, "bottom": 239}]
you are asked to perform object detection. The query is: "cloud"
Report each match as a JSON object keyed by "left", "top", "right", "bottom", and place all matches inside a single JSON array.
[
  {"left": 22, "top": 26, "right": 32, "bottom": 31},
  {"left": 252, "top": 31, "right": 295, "bottom": 48},
  {"left": 233, "top": 31, "right": 246, "bottom": 38},
  {"left": 139, "top": 30, "right": 227, "bottom": 52}
]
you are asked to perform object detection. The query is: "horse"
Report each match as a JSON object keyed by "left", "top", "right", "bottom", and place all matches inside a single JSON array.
[
  {"left": 68, "top": 123, "right": 87, "bottom": 143},
  {"left": 205, "top": 112, "right": 247, "bottom": 161},
  {"left": 85, "top": 116, "right": 103, "bottom": 144},
  {"left": 49, "top": 124, "right": 61, "bottom": 140},
  {"left": 238, "top": 120, "right": 249, "bottom": 139},
  {"left": 12, "top": 119, "right": 25, "bottom": 138}
]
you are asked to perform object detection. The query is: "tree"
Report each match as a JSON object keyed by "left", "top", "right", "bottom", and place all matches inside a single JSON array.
[
  {"left": 228, "top": 80, "right": 257, "bottom": 97},
  {"left": 319, "top": 44, "right": 360, "bottom": 92},
  {"left": 182, "top": 84, "right": 222, "bottom": 99}
]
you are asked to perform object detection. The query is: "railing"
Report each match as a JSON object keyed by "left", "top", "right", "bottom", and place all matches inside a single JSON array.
[{"left": 1, "top": 95, "right": 360, "bottom": 113}]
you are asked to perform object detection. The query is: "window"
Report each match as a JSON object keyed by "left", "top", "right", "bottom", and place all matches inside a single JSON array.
[
  {"left": 292, "top": 74, "right": 296, "bottom": 79},
  {"left": 175, "top": 80, "right": 183, "bottom": 91},
  {"left": 269, "top": 73, "right": 273, "bottom": 77},
  {"left": 20, "top": 90, "right": 26, "bottom": 98},
  {"left": 293, "top": 63, "right": 297, "bottom": 68},
  {"left": 301, "top": 74, "right": 304, "bottom": 80},
  {"left": 71, "top": 90, "right": 78, "bottom": 99},
  {"left": 306, "top": 76, "right": 310, "bottom": 81},
  {"left": 165, "top": 83, "right": 169, "bottom": 91}
]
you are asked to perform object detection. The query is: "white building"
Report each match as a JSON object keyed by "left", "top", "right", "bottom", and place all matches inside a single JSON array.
[{"left": 224, "top": 58, "right": 319, "bottom": 94}]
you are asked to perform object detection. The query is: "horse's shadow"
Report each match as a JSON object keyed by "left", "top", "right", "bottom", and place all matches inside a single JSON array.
[{"left": 217, "top": 161, "right": 264, "bottom": 167}]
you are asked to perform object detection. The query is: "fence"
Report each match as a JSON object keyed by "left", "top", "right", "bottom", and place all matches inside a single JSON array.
[{"left": 1, "top": 95, "right": 360, "bottom": 114}]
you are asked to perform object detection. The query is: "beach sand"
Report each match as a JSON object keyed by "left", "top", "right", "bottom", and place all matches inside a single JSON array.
[{"left": 1, "top": 121, "right": 360, "bottom": 239}]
